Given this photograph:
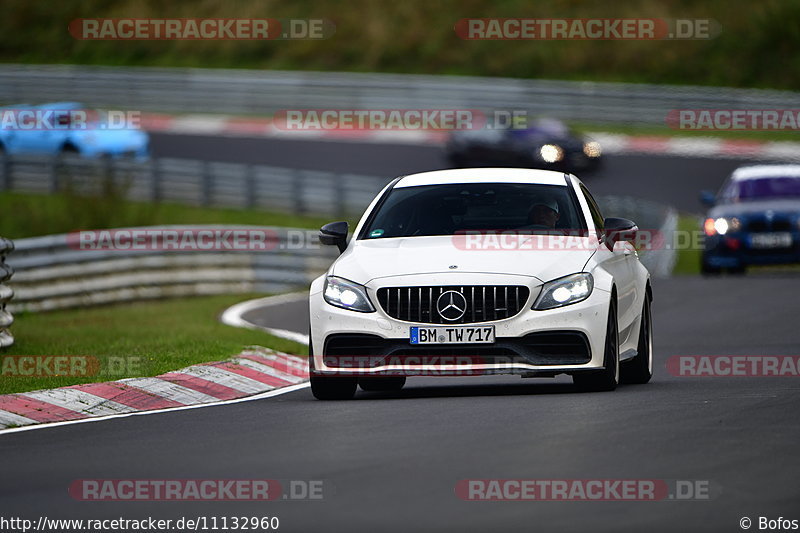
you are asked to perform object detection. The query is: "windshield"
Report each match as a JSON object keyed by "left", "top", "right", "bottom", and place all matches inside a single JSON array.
[
  {"left": 720, "top": 177, "right": 800, "bottom": 202},
  {"left": 360, "top": 182, "right": 587, "bottom": 239}
]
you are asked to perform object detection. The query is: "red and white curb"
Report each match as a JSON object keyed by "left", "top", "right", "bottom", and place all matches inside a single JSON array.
[
  {"left": 0, "top": 346, "right": 309, "bottom": 432},
  {"left": 141, "top": 112, "right": 800, "bottom": 162}
]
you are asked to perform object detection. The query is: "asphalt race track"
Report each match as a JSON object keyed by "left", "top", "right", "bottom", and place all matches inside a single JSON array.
[
  {"left": 1, "top": 134, "right": 798, "bottom": 532},
  {"left": 150, "top": 132, "right": 749, "bottom": 213}
]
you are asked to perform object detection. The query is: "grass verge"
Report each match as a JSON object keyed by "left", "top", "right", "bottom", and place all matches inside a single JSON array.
[
  {"left": 672, "top": 214, "right": 702, "bottom": 276},
  {"left": 0, "top": 293, "right": 307, "bottom": 395},
  {"left": 0, "top": 191, "right": 345, "bottom": 240}
]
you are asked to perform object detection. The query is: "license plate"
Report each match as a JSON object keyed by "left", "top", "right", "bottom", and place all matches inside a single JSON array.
[
  {"left": 750, "top": 232, "right": 793, "bottom": 249},
  {"left": 410, "top": 326, "right": 495, "bottom": 345}
]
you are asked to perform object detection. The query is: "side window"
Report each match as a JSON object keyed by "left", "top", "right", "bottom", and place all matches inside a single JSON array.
[{"left": 580, "top": 184, "right": 605, "bottom": 233}]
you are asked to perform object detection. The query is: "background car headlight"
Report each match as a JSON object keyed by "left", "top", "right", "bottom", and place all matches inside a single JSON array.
[
  {"left": 583, "top": 141, "right": 602, "bottom": 158},
  {"left": 539, "top": 144, "right": 564, "bottom": 163},
  {"left": 533, "top": 273, "right": 594, "bottom": 310},
  {"left": 705, "top": 217, "right": 740, "bottom": 236},
  {"left": 323, "top": 276, "right": 375, "bottom": 312}
]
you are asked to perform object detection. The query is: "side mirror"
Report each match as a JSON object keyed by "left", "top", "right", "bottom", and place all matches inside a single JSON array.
[
  {"left": 603, "top": 217, "right": 638, "bottom": 250},
  {"left": 700, "top": 190, "right": 716, "bottom": 207},
  {"left": 319, "top": 221, "right": 349, "bottom": 254}
]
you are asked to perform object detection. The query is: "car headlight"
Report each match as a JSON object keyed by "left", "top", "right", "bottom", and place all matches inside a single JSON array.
[
  {"left": 323, "top": 276, "right": 375, "bottom": 313},
  {"left": 532, "top": 273, "right": 594, "bottom": 310},
  {"left": 539, "top": 144, "right": 564, "bottom": 163},
  {"left": 583, "top": 141, "right": 602, "bottom": 158},
  {"left": 704, "top": 217, "right": 740, "bottom": 236}
]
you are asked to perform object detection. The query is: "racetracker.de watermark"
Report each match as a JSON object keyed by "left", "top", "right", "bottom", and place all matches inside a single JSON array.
[
  {"left": 68, "top": 479, "right": 325, "bottom": 501},
  {"left": 666, "top": 355, "right": 800, "bottom": 377},
  {"left": 273, "top": 109, "right": 486, "bottom": 131},
  {"left": 455, "top": 18, "right": 720, "bottom": 40},
  {"left": 667, "top": 109, "right": 800, "bottom": 130},
  {"left": 67, "top": 228, "right": 324, "bottom": 252},
  {"left": 455, "top": 479, "right": 716, "bottom": 501},
  {"left": 68, "top": 18, "right": 335, "bottom": 40},
  {"left": 0, "top": 355, "right": 147, "bottom": 378},
  {"left": 1, "top": 355, "right": 145, "bottom": 378},
  {"left": 449, "top": 230, "right": 712, "bottom": 252},
  {"left": 0, "top": 109, "right": 140, "bottom": 130}
]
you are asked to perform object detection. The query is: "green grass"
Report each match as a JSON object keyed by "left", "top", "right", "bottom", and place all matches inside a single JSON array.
[
  {"left": 671, "top": 214, "right": 702, "bottom": 275},
  {"left": 0, "top": 293, "right": 307, "bottom": 395},
  {"left": 0, "top": 191, "right": 349, "bottom": 240}
]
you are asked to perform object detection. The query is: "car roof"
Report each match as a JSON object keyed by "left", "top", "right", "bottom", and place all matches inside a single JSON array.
[
  {"left": 731, "top": 165, "right": 800, "bottom": 181},
  {"left": 394, "top": 168, "right": 570, "bottom": 188}
]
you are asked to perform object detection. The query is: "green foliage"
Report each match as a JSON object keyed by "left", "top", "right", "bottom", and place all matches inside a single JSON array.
[{"left": 0, "top": 0, "right": 798, "bottom": 89}]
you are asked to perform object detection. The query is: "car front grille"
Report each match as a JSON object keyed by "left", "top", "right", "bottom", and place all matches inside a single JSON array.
[
  {"left": 376, "top": 285, "right": 530, "bottom": 324},
  {"left": 747, "top": 217, "right": 792, "bottom": 233}
]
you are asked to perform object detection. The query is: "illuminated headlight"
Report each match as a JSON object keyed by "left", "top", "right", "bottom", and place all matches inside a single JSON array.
[
  {"left": 323, "top": 276, "right": 375, "bottom": 313},
  {"left": 583, "top": 141, "right": 602, "bottom": 158},
  {"left": 540, "top": 144, "right": 564, "bottom": 163},
  {"left": 533, "top": 273, "right": 594, "bottom": 311}
]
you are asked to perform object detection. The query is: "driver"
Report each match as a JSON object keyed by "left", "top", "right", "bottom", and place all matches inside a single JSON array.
[{"left": 526, "top": 198, "right": 560, "bottom": 229}]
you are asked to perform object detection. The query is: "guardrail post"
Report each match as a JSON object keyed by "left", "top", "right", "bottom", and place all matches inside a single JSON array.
[{"left": 0, "top": 237, "right": 15, "bottom": 349}]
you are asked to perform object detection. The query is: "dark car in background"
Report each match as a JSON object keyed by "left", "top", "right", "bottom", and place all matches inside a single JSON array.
[
  {"left": 444, "top": 117, "right": 602, "bottom": 173},
  {"left": 700, "top": 165, "right": 800, "bottom": 274}
]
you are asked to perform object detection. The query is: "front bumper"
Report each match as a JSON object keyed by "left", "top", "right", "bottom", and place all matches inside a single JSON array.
[
  {"left": 704, "top": 232, "right": 800, "bottom": 268},
  {"left": 310, "top": 281, "right": 611, "bottom": 377}
]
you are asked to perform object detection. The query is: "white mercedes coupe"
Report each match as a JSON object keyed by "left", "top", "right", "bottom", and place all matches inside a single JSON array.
[{"left": 308, "top": 168, "right": 653, "bottom": 400}]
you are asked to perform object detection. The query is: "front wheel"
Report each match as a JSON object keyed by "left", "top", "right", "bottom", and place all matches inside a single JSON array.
[
  {"left": 621, "top": 294, "right": 653, "bottom": 384},
  {"left": 573, "top": 297, "right": 619, "bottom": 392},
  {"left": 310, "top": 375, "right": 357, "bottom": 400}
]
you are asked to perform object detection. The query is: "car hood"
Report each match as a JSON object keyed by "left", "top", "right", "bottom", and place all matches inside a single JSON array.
[
  {"left": 709, "top": 199, "right": 800, "bottom": 218},
  {"left": 330, "top": 235, "right": 596, "bottom": 284}
]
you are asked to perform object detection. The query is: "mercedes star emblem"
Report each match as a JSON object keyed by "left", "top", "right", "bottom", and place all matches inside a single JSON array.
[{"left": 436, "top": 290, "right": 467, "bottom": 321}]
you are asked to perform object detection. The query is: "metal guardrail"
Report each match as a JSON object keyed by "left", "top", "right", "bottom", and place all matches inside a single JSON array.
[
  {"left": 0, "top": 237, "right": 14, "bottom": 348},
  {"left": 0, "top": 153, "right": 387, "bottom": 217},
  {"left": 5, "top": 202, "right": 675, "bottom": 316},
  {"left": 2, "top": 64, "right": 800, "bottom": 126},
  {"left": 1, "top": 154, "right": 677, "bottom": 314},
  {"left": 6, "top": 226, "right": 337, "bottom": 313}
]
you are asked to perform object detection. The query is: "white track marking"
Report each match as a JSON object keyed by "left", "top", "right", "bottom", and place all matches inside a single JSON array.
[
  {"left": 233, "top": 357, "right": 306, "bottom": 384},
  {"left": 22, "top": 389, "right": 136, "bottom": 416},
  {"left": 220, "top": 292, "right": 310, "bottom": 344},
  {"left": 0, "top": 410, "right": 38, "bottom": 427},
  {"left": 120, "top": 377, "right": 221, "bottom": 405},
  {"left": 177, "top": 366, "right": 274, "bottom": 395}
]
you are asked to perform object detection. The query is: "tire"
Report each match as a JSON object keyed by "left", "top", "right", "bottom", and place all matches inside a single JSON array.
[
  {"left": 573, "top": 296, "right": 619, "bottom": 392},
  {"left": 620, "top": 294, "right": 653, "bottom": 384},
  {"left": 310, "top": 375, "right": 357, "bottom": 400},
  {"left": 309, "top": 325, "right": 357, "bottom": 400},
  {"left": 359, "top": 376, "right": 406, "bottom": 392}
]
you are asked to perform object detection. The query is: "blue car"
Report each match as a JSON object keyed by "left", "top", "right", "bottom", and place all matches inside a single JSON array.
[
  {"left": 700, "top": 164, "right": 800, "bottom": 274},
  {"left": 445, "top": 117, "right": 602, "bottom": 173},
  {"left": 0, "top": 102, "right": 149, "bottom": 159}
]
